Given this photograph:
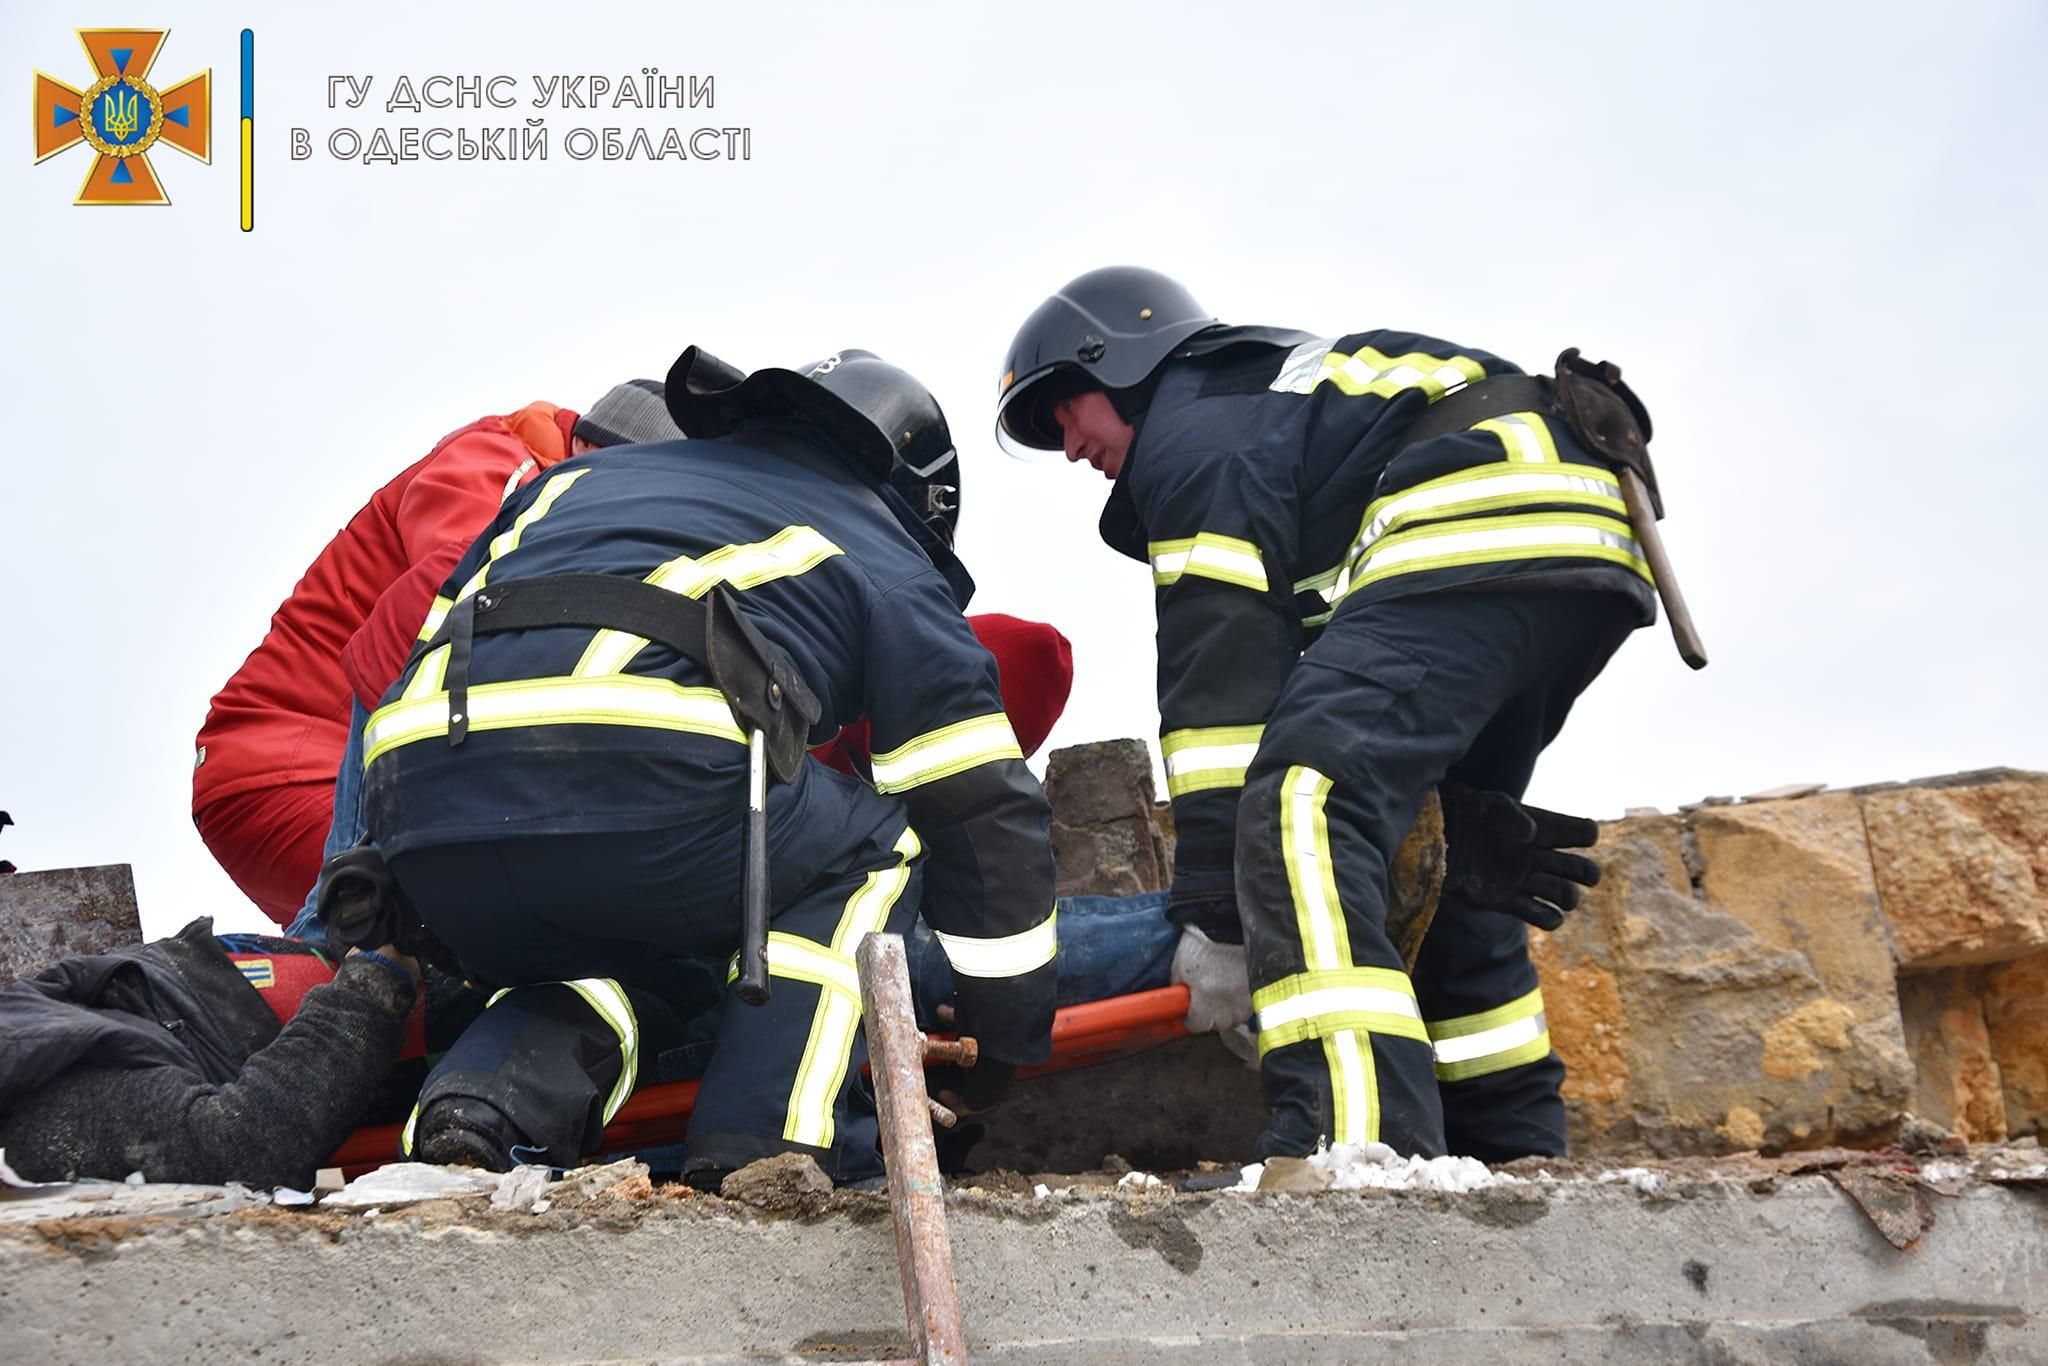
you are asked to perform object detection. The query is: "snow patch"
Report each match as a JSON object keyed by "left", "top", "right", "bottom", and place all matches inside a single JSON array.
[{"left": 1310, "top": 1142, "right": 1517, "bottom": 1193}]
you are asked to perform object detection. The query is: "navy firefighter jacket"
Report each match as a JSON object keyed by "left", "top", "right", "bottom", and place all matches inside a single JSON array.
[
  {"left": 1102, "top": 330, "right": 1660, "bottom": 884},
  {"left": 360, "top": 419, "right": 1057, "bottom": 1064}
]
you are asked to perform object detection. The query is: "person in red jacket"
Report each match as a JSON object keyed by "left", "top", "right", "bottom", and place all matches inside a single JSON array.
[{"left": 194, "top": 382, "right": 683, "bottom": 924}]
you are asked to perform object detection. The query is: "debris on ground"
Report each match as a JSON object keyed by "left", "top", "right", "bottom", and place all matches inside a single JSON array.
[{"left": 719, "top": 1151, "right": 834, "bottom": 1213}]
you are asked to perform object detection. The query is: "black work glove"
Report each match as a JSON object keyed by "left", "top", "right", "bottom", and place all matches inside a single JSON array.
[
  {"left": 1165, "top": 865, "right": 1244, "bottom": 945},
  {"left": 1439, "top": 783, "right": 1601, "bottom": 932}
]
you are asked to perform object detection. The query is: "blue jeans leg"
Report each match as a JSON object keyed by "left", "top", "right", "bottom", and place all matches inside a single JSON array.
[
  {"left": 285, "top": 699, "right": 371, "bottom": 941},
  {"left": 906, "top": 890, "right": 1177, "bottom": 1027}
]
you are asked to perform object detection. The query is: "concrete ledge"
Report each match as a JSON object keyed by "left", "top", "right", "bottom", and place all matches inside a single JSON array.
[{"left": 2, "top": 1157, "right": 2043, "bottom": 1363}]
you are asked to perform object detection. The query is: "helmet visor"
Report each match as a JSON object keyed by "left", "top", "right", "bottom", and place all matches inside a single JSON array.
[{"left": 994, "top": 364, "right": 1092, "bottom": 463}]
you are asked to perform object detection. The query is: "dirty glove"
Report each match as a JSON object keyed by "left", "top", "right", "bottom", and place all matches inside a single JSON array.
[
  {"left": 1171, "top": 926, "right": 1257, "bottom": 1065},
  {"left": 1440, "top": 783, "right": 1601, "bottom": 932}
]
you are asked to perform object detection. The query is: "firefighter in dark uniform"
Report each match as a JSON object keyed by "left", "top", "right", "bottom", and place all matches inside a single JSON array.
[
  {"left": 354, "top": 349, "right": 1057, "bottom": 1186},
  {"left": 995, "top": 268, "right": 1652, "bottom": 1162}
]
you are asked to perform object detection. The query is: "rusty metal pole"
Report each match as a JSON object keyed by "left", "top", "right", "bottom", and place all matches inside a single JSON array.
[{"left": 855, "top": 933, "right": 968, "bottom": 1366}]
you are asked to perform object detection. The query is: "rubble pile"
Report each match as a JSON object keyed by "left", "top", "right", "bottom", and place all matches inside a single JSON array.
[{"left": 1049, "top": 744, "right": 2048, "bottom": 1160}]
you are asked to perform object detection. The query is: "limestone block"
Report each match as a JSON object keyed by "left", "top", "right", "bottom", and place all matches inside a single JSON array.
[
  {"left": 1858, "top": 773, "right": 2048, "bottom": 968},
  {"left": 0, "top": 864, "right": 141, "bottom": 984},
  {"left": 1533, "top": 804, "right": 1912, "bottom": 1158},
  {"left": 1896, "top": 968, "right": 2006, "bottom": 1142},
  {"left": 1984, "top": 951, "right": 2048, "bottom": 1137}
]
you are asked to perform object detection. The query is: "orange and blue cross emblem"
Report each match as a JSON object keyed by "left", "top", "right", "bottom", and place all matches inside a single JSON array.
[{"left": 34, "top": 29, "right": 210, "bottom": 205}]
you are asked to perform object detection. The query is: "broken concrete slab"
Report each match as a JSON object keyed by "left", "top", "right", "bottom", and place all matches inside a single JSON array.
[
  {"left": 0, "top": 864, "right": 140, "bottom": 985},
  {"left": 1, "top": 1151, "right": 2041, "bottom": 1363}
]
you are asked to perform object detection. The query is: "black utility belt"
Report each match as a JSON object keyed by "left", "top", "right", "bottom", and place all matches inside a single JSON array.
[
  {"left": 413, "top": 573, "right": 822, "bottom": 783},
  {"left": 1390, "top": 350, "right": 1663, "bottom": 518}
]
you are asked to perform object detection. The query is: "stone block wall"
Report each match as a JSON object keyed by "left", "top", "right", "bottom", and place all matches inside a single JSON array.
[{"left": 1045, "top": 740, "right": 2048, "bottom": 1160}]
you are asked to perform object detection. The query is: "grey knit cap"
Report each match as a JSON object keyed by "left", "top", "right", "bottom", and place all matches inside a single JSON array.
[{"left": 573, "top": 378, "right": 684, "bottom": 448}]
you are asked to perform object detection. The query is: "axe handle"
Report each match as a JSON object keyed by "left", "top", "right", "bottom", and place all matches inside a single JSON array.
[
  {"left": 1619, "top": 468, "right": 1708, "bottom": 670},
  {"left": 736, "top": 728, "right": 773, "bottom": 1005}
]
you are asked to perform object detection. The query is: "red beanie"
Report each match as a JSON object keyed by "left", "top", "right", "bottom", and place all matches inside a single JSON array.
[{"left": 968, "top": 613, "right": 1074, "bottom": 758}]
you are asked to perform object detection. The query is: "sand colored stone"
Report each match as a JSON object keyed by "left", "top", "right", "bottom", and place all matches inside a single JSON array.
[
  {"left": 1858, "top": 774, "right": 2048, "bottom": 967},
  {"left": 1984, "top": 950, "right": 2048, "bottom": 1135},
  {"left": 1897, "top": 967, "right": 2007, "bottom": 1142}
]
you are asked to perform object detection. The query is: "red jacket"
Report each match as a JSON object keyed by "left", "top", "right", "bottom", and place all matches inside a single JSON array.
[{"left": 194, "top": 404, "right": 578, "bottom": 812}]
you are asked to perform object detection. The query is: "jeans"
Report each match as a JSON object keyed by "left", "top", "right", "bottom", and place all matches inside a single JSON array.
[
  {"left": 907, "top": 890, "right": 1177, "bottom": 1029},
  {"left": 285, "top": 699, "right": 372, "bottom": 941}
]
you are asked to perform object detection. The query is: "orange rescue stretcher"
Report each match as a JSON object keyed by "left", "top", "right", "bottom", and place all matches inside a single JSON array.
[{"left": 328, "top": 984, "right": 1193, "bottom": 1176}]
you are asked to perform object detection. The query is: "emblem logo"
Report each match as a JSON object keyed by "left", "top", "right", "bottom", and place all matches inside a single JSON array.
[{"left": 34, "top": 28, "right": 210, "bottom": 205}]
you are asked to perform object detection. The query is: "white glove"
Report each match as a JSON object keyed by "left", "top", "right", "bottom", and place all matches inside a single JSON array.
[{"left": 1172, "top": 925, "right": 1253, "bottom": 1037}]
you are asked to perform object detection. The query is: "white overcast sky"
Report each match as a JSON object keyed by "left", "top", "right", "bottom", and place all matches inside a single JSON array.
[{"left": 3, "top": 1, "right": 2042, "bottom": 939}]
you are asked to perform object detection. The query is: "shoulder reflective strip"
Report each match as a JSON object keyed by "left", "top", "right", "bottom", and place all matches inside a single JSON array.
[
  {"left": 1281, "top": 766, "right": 1351, "bottom": 971},
  {"left": 870, "top": 713, "right": 1023, "bottom": 794},
  {"left": 364, "top": 673, "right": 744, "bottom": 767},
  {"left": 1347, "top": 512, "right": 1651, "bottom": 595},
  {"left": 500, "top": 455, "right": 537, "bottom": 502},
  {"left": 1162, "top": 724, "right": 1265, "bottom": 798},
  {"left": 1473, "top": 410, "right": 1561, "bottom": 464},
  {"left": 1327, "top": 1029, "right": 1375, "bottom": 1144},
  {"left": 934, "top": 907, "right": 1057, "bottom": 979},
  {"left": 785, "top": 825, "right": 921, "bottom": 1150},
  {"left": 1353, "top": 465, "right": 1625, "bottom": 558},
  {"left": 456, "top": 466, "right": 591, "bottom": 600},
  {"left": 1269, "top": 338, "right": 1338, "bottom": 394},
  {"left": 1148, "top": 533, "right": 1269, "bottom": 593},
  {"left": 560, "top": 978, "right": 639, "bottom": 1124},
  {"left": 574, "top": 526, "right": 845, "bottom": 678},
  {"left": 1314, "top": 347, "right": 1486, "bottom": 402},
  {"left": 415, "top": 595, "right": 454, "bottom": 643}
]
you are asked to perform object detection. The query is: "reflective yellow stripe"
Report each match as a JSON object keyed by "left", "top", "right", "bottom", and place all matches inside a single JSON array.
[
  {"left": 784, "top": 828, "right": 922, "bottom": 1150},
  {"left": 573, "top": 525, "right": 843, "bottom": 677},
  {"left": 1162, "top": 724, "right": 1265, "bottom": 798},
  {"left": 456, "top": 467, "right": 591, "bottom": 599},
  {"left": 1292, "top": 564, "right": 1344, "bottom": 630},
  {"left": 1473, "top": 410, "right": 1561, "bottom": 464},
  {"left": 1314, "top": 345, "right": 1485, "bottom": 401},
  {"left": 480, "top": 979, "right": 639, "bottom": 1126},
  {"left": 1428, "top": 986, "right": 1551, "bottom": 1082},
  {"left": 1346, "top": 511, "right": 1652, "bottom": 596},
  {"left": 935, "top": 907, "right": 1057, "bottom": 979},
  {"left": 1326, "top": 1030, "right": 1376, "bottom": 1144},
  {"left": 364, "top": 673, "right": 743, "bottom": 767},
  {"left": 1148, "top": 533, "right": 1269, "bottom": 592},
  {"left": 1281, "top": 766, "right": 1351, "bottom": 971},
  {"left": 560, "top": 978, "right": 640, "bottom": 1124},
  {"left": 415, "top": 595, "right": 454, "bottom": 643},
  {"left": 1252, "top": 966, "right": 1428, "bottom": 1057},
  {"left": 403, "top": 977, "right": 641, "bottom": 1156},
  {"left": 1353, "top": 463, "right": 1626, "bottom": 560},
  {"left": 870, "top": 713, "right": 1022, "bottom": 794},
  {"left": 400, "top": 641, "right": 451, "bottom": 703},
  {"left": 727, "top": 931, "right": 863, "bottom": 1001}
]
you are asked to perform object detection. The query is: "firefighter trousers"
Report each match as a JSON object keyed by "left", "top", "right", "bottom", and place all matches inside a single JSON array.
[
  {"left": 1236, "top": 588, "right": 1639, "bottom": 1161},
  {"left": 390, "top": 757, "right": 924, "bottom": 1183}
]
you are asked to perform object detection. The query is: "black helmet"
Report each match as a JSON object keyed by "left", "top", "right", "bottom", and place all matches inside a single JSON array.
[
  {"left": 994, "top": 266, "right": 1218, "bottom": 456},
  {"left": 665, "top": 346, "right": 961, "bottom": 543}
]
